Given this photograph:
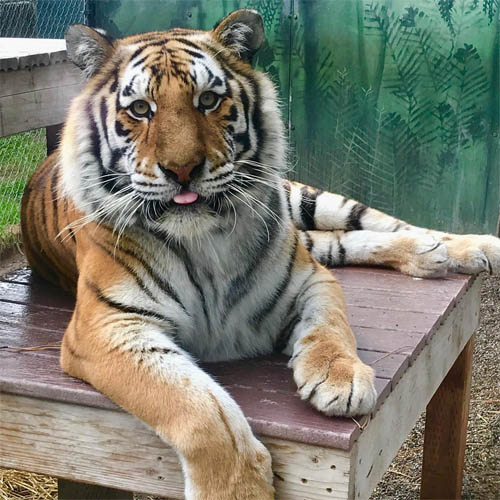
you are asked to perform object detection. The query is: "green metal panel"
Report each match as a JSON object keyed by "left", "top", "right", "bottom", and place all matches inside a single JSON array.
[
  {"left": 290, "top": 0, "right": 499, "bottom": 233},
  {"left": 94, "top": 0, "right": 499, "bottom": 233}
]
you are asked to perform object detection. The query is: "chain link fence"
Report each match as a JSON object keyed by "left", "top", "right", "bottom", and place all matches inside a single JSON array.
[{"left": 0, "top": 0, "right": 88, "bottom": 252}]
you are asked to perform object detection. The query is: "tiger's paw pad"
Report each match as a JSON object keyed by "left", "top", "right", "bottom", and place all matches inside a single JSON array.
[
  {"left": 444, "top": 235, "right": 500, "bottom": 275},
  {"left": 399, "top": 235, "right": 449, "bottom": 278},
  {"left": 291, "top": 352, "right": 377, "bottom": 417}
]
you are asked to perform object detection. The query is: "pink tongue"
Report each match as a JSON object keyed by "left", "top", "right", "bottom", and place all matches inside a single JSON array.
[{"left": 173, "top": 191, "right": 199, "bottom": 205}]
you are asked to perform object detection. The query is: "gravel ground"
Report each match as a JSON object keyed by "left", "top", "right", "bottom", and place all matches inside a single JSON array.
[{"left": 1, "top": 253, "right": 499, "bottom": 499}]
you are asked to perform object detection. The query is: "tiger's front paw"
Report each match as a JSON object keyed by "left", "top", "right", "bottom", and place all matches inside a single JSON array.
[
  {"left": 443, "top": 234, "right": 500, "bottom": 275},
  {"left": 290, "top": 343, "right": 377, "bottom": 417},
  {"left": 397, "top": 234, "right": 449, "bottom": 278}
]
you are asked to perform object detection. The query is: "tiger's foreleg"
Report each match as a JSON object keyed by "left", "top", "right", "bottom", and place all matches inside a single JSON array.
[
  {"left": 286, "top": 180, "right": 500, "bottom": 275},
  {"left": 285, "top": 243, "right": 377, "bottom": 416},
  {"left": 61, "top": 262, "right": 274, "bottom": 500}
]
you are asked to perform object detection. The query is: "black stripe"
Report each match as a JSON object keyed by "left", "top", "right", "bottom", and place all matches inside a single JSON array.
[
  {"left": 346, "top": 384, "right": 354, "bottom": 413},
  {"left": 91, "top": 238, "right": 159, "bottom": 303},
  {"left": 303, "top": 231, "right": 313, "bottom": 252},
  {"left": 223, "top": 188, "right": 282, "bottom": 315},
  {"left": 297, "top": 279, "right": 337, "bottom": 316},
  {"left": 274, "top": 311, "right": 299, "bottom": 352},
  {"left": 347, "top": 203, "right": 368, "bottom": 231},
  {"left": 182, "top": 48, "right": 205, "bottom": 59},
  {"left": 233, "top": 82, "right": 251, "bottom": 159},
  {"left": 112, "top": 242, "right": 188, "bottom": 315},
  {"left": 252, "top": 234, "right": 298, "bottom": 327},
  {"left": 165, "top": 238, "right": 211, "bottom": 330},
  {"left": 88, "top": 280, "right": 176, "bottom": 327},
  {"left": 299, "top": 186, "right": 318, "bottom": 230},
  {"left": 247, "top": 74, "right": 263, "bottom": 162},
  {"left": 338, "top": 238, "right": 346, "bottom": 266},
  {"left": 326, "top": 238, "right": 335, "bottom": 268},
  {"left": 283, "top": 181, "right": 293, "bottom": 218},
  {"left": 128, "top": 40, "right": 167, "bottom": 64},
  {"left": 100, "top": 97, "right": 109, "bottom": 146},
  {"left": 50, "top": 168, "right": 59, "bottom": 239},
  {"left": 223, "top": 104, "right": 238, "bottom": 122}
]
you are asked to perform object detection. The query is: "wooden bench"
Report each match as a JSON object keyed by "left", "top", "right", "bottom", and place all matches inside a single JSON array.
[
  {"left": 0, "top": 266, "right": 481, "bottom": 499},
  {"left": 0, "top": 38, "right": 481, "bottom": 500}
]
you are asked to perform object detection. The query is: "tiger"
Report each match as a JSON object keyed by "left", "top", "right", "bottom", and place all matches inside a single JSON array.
[{"left": 20, "top": 9, "right": 500, "bottom": 500}]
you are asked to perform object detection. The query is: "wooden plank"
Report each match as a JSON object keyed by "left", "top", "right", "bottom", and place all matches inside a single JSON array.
[
  {"left": 0, "top": 81, "right": 82, "bottom": 137},
  {"left": 343, "top": 288, "right": 454, "bottom": 314},
  {"left": 420, "top": 336, "right": 475, "bottom": 499},
  {"left": 0, "top": 62, "right": 82, "bottom": 98},
  {"left": 58, "top": 479, "right": 134, "bottom": 500},
  {"left": 0, "top": 38, "right": 67, "bottom": 71},
  {"left": 0, "top": 393, "right": 353, "bottom": 500},
  {"left": 348, "top": 276, "right": 481, "bottom": 500},
  {"left": 0, "top": 267, "right": 32, "bottom": 284},
  {"left": 0, "top": 280, "right": 75, "bottom": 311},
  {"left": 333, "top": 268, "right": 470, "bottom": 299},
  {"left": 353, "top": 326, "right": 426, "bottom": 360}
]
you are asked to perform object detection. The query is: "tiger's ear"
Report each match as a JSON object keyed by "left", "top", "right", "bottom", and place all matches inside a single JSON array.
[
  {"left": 65, "top": 25, "right": 114, "bottom": 79},
  {"left": 212, "top": 9, "right": 265, "bottom": 63}
]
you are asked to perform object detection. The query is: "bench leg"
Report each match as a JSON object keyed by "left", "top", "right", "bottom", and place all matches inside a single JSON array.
[
  {"left": 420, "top": 336, "right": 474, "bottom": 499},
  {"left": 58, "top": 478, "right": 134, "bottom": 499}
]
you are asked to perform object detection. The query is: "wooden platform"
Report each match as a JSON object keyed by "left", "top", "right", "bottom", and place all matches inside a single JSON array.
[
  {"left": 0, "top": 266, "right": 481, "bottom": 499},
  {"left": 0, "top": 38, "right": 83, "bottom": 137}
]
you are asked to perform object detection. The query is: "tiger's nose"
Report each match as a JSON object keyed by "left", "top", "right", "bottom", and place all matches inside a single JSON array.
[{"left": 158, "top": 160, "right": 204, "bottom": 186}]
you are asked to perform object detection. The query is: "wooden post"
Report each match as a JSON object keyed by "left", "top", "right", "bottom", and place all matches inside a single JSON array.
[
  {"left": 46, "top": 123, "right": 63, "bottom": 155},
  {"left": 420, "top": 336, "right": 475, "bottom": 500},
  {"left": 58, "top": 479, "right": 134, "bottom": 500}
]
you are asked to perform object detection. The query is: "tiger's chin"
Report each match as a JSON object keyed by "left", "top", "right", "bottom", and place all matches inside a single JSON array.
[{"left": 144, "top": 204, "right": 222, "bottom": 241}]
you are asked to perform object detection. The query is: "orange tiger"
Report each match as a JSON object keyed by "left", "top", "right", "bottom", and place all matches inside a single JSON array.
[{"left": 21, "top": 9, "right": 500, "bottom": 499}]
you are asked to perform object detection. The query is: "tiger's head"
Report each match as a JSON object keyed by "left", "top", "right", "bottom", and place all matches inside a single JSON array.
[{"left": 61, "top": 10, "right": 286, "bottom": 240}]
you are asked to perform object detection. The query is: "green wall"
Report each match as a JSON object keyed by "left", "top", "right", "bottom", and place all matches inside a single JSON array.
[{"left": 93, "top": 0, "right": 500, "bottom": 233}]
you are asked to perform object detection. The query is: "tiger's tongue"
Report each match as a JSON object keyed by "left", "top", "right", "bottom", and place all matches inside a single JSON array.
[{"left": 173, "top": 191, "right": 199, "bottom": 205}]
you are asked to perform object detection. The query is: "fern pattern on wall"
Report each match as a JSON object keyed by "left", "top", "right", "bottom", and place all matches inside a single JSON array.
[{"left": 291, "top": 0, "right": 499, "bottom": 232}]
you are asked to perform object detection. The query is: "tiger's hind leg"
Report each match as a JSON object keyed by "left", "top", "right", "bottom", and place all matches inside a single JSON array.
[{"left": 286, "top": 180, "right": 500, "bottom": 276}]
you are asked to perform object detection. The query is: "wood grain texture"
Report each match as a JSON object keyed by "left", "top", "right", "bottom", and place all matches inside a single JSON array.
[
  {"left": 420, "top": 337, "right": 475, "bottom": 500},
  {"left": 58, "top": 479, "right": 134, "bottom": 500},
  {"left": 348, "top": 276, "right": 481, "bottom": 500},
  {"left": 1, "top": 393, "right": 352, "bottom": 499},
  {"left": 0, "top": 62, "right": 83, "bottom": 137}
]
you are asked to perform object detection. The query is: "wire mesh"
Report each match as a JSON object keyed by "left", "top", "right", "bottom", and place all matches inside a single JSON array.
[
  {"left": 0, "top": 0, "right": 88, "bottom": 251},
  {"left": 0, "top": 130, "right": 46, "bottom": 251},
  {"left": 0, "top": 0, "right": 87, "bottom": 38}
]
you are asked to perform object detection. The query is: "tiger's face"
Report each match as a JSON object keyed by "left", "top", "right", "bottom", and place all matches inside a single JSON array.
[{"left": 61, "top": 10, "right": 285, "bottom": 239}]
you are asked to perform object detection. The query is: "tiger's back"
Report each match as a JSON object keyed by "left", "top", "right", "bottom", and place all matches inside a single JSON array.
[{"left": 21, "top": 155, "right": 79, "bottom": 293}]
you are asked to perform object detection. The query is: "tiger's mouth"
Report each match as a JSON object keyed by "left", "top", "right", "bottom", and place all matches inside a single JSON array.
[{"left": 140, "top": 191, "right": 226, "bottom": 222}]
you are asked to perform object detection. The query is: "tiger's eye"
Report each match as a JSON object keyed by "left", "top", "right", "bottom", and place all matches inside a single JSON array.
[
  {"left": 199, "top": 91, "right": 219, "bottom": 109},
  {"left": 130, "top": 100, "right": 151, "bottom": 117}
]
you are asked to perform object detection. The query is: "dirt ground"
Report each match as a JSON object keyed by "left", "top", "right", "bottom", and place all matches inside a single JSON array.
[{"left": 1, "top": 248, "right": 499, "bottom": 499}]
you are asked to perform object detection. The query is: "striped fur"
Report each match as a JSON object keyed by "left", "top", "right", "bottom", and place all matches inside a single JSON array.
[{"left": 20, "top": 10, "right": 500, "bottom": 499}]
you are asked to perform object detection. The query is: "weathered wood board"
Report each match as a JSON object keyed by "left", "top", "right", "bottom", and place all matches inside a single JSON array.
[{"left": 0, "top": 39, "right": 83, "bottom": 137}]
